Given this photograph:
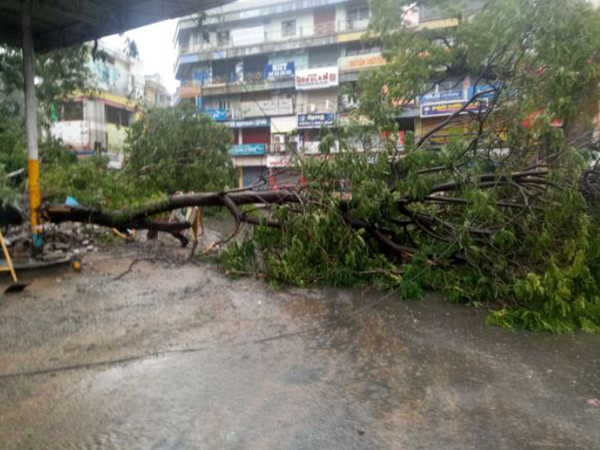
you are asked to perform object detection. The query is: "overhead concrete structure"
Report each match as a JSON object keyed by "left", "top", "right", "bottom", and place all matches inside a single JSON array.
[
  {"left": 0, "top": 0, "right": 230, "bottom": 52},
  {"left": 0, "top": 0, "right": 230, "bottom": 252}
]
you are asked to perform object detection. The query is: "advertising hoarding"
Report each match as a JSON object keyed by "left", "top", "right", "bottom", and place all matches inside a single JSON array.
[{"left": 295, "top": 67, "right": 339, "bottom": 90}]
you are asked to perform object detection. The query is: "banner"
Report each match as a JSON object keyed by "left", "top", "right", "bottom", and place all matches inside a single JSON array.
[
  {"left": 295, "top": 67, "right": 338, "bottom": 90},
  {"left": 298, "top": 113, "right": 336, "bottom": 128},
  {"left": 264, "top": 62, "right": 295, "bottom": 81}
]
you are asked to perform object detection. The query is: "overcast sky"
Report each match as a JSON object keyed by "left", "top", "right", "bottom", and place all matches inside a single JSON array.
[{"left": 101, "top": 19, "right": 179, "bottom": 94}]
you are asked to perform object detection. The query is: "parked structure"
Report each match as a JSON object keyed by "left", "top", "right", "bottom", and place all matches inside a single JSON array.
[
  {"left": 49, "top": 42, "right": 145, "bottom": 166},
  {"left": 173, "top": 0, "right": 487, "bottom": 188}
]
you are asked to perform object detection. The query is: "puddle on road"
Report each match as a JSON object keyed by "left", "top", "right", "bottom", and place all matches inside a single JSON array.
[{"left": 0, "top": 256, "right": 598, "bottom": 450}]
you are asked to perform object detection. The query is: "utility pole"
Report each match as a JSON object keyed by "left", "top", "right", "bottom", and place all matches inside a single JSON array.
[{"left": 22, "top": 0, "right": 43, "bottom": 252}]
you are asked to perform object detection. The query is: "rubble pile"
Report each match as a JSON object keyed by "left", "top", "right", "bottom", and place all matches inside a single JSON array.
[{"left": 2, "top": 223, "right": 107, "bottom": 260}]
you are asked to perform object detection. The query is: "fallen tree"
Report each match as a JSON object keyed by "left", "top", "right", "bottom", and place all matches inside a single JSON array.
[
  {"left": 42, "top": 190, "right": 299, "bottom": 233},
  {"left": 26, "top": 0, "right": 600, "bottom": 332}
]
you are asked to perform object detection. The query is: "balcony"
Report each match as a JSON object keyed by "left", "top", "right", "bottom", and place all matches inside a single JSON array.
[
  {"left": 197, "top": 76, "right": 295, "bottom": 96},
  {"left": 177, "top": 19, "right": 370, "bottom": 63},
  {"left": 176, "top": 84, "right": 202, "bottom": 99}
]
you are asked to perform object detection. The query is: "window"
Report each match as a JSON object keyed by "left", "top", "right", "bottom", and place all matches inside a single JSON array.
[
  {"left": 281, "top": 20, "right": 296, "bottom": 37},
  {"left": 347, "top": 6, "right": 370, "bottom": 22},
  {"left": 218, "top": 100, "right": 231, "bottom": 110},
  {"left": 105, "top": 105, "right": 132, "bottom": 126},
  {"left": 57, "top": 101, "right": 83, "bottom": 121},
  {"left": 347, "top": 5, "right": 370, "bottom": 29},
  {"left": 217, "top": 30, "right": 230, "bottom": 45},
  {"left": 345, "top": 41, "right": 381, "bottom": 57}
]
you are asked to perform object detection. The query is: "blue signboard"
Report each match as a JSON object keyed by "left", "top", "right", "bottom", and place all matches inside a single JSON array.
[
  {"left": 264, "top": 62, "right": 295, "bottom": 81},
  {"left": 297, "top": 113, "right": 336, "bottom": 128},
  {"left": 229, "top": 143, "right": 267, "bottom": 156},
  {"left": 419, "top": 90, "right": 464, "bottom": 105},
  {"left": 224, "top": 118, "right": 270, "bottom": 128},
  {"left": 203, "top": 109, "right": 229, "bottom": 121},
  {"left": 468, "top": 84, "right": 498, "bottom": 101}
]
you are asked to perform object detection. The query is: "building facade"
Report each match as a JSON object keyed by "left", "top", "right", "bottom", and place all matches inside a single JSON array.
[
  {"left": 144, "top": 74, "right": 172, "bottom": 108},
  {"left": 49, "top": 42, "right": 145, "bottom": 167},
  {"left": 174, "top": 0, "right": 486, "bottom": 188}
]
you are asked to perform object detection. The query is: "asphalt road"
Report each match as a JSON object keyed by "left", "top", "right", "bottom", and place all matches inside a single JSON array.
[{"left": 0, "top": 250, "right": 599, "bottom": 449}]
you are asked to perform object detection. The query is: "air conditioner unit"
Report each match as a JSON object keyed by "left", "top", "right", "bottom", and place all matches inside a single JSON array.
[{"left": 272, "top": 134, "right": 286, "bottom": 144}]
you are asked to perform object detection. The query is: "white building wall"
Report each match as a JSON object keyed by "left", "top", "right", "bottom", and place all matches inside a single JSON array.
[
  {"left": 266, "top": 11, "right": 314, "bottom": 40},
  {"left": 50, "top": 121, "right": 90, "bottom": 151},
  {"left": 335, "top": 4, "right": 347, "bottom": 27},
  {"left": 84, "top": 99, "right": 108, "bottom": 150},
  {"left": 268, "top": 50, "right": 309, "bottom": 71},
  {"left": 88, "top": 43, "right": 144, "bottom": 99}
]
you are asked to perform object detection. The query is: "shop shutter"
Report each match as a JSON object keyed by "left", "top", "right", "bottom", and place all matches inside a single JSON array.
[{"left": 242, "top": 127, "right": 271, "bottom": 144}]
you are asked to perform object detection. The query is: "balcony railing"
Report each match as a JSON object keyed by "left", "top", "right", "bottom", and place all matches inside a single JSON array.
[{"left": 178, "top": 19, "right": 370, "bottom": 56}]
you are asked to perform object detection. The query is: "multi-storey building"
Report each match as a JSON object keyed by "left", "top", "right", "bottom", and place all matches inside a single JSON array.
[
  {"left": 173, "top": 0, "right": 486, "bottom": 188},
  {"left": 144, "top": 74, "right": 172, "bottom": 108},
  {"left": 50, "top": 41, "right": 145, "bottom": 167},
  {"left": 174, "top": 0, "right": 388, "bottom": 188}
]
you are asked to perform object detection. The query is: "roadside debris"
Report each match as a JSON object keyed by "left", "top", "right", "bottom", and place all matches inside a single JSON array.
[{"left": 0, "top": 230, "right": 28, "bottom": 294}]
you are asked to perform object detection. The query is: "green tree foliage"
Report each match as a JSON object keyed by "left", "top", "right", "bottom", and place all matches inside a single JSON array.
[
  {"left": 40, "top": 105, "right": 236, "bottom": 210},
  {"left": 125, "top": 104, "right": 235, "bottom": 194},
  {"left": 0, "top": 102, "right": 26, "bottom": 175},
  {"left": 0, "top": 44, "right": 93, "bottom": 118},
  {"left": 0, "top": 43, "right": 93, "bottom": 204},
  {"left": 222, "top": 0, "right": 600, "bottom": 332}
]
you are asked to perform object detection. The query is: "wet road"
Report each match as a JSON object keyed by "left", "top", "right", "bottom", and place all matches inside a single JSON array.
[{"left": 0, "top": 252, "right": 599, "bottom": 449}]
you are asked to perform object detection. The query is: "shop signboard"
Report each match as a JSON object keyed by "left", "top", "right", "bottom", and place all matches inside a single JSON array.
[
  {"left": 295, "top": 67, "right": 339, "bottom": 90},
  {"left": 203, "top": 108, "right": 229, "bottom": 121},
  {"left": 338, "top": 53, "right": 386, "bottom": 72},
  {"left": 240, "top": 98, "right": 293, "bottom": 118},
  {"left": 267, "top": 154, "right": 292, "bottom": 168},
  {"left": 223, "top": 118, "right": 270, "bottom": 128},
  {"left": 264, "top": 62, "right": 295, "bottom": 81},
  {"left": 426, "top": 122, "right": 472, "bottom": 145},
  {"left": 297, "top": 113, "right": 336, "bottom": 128},
  {"left": 229, "top": 143, "right": 267, "bottom": 156},
  {"left": 419, "top": 90, "right": 464, "bottom": 105},
  {"left": 468, "top": 84, "right": 498, "bottom": 101},
  {"left": 420, "top": 99, "right": 489, "bottom": 118}
]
